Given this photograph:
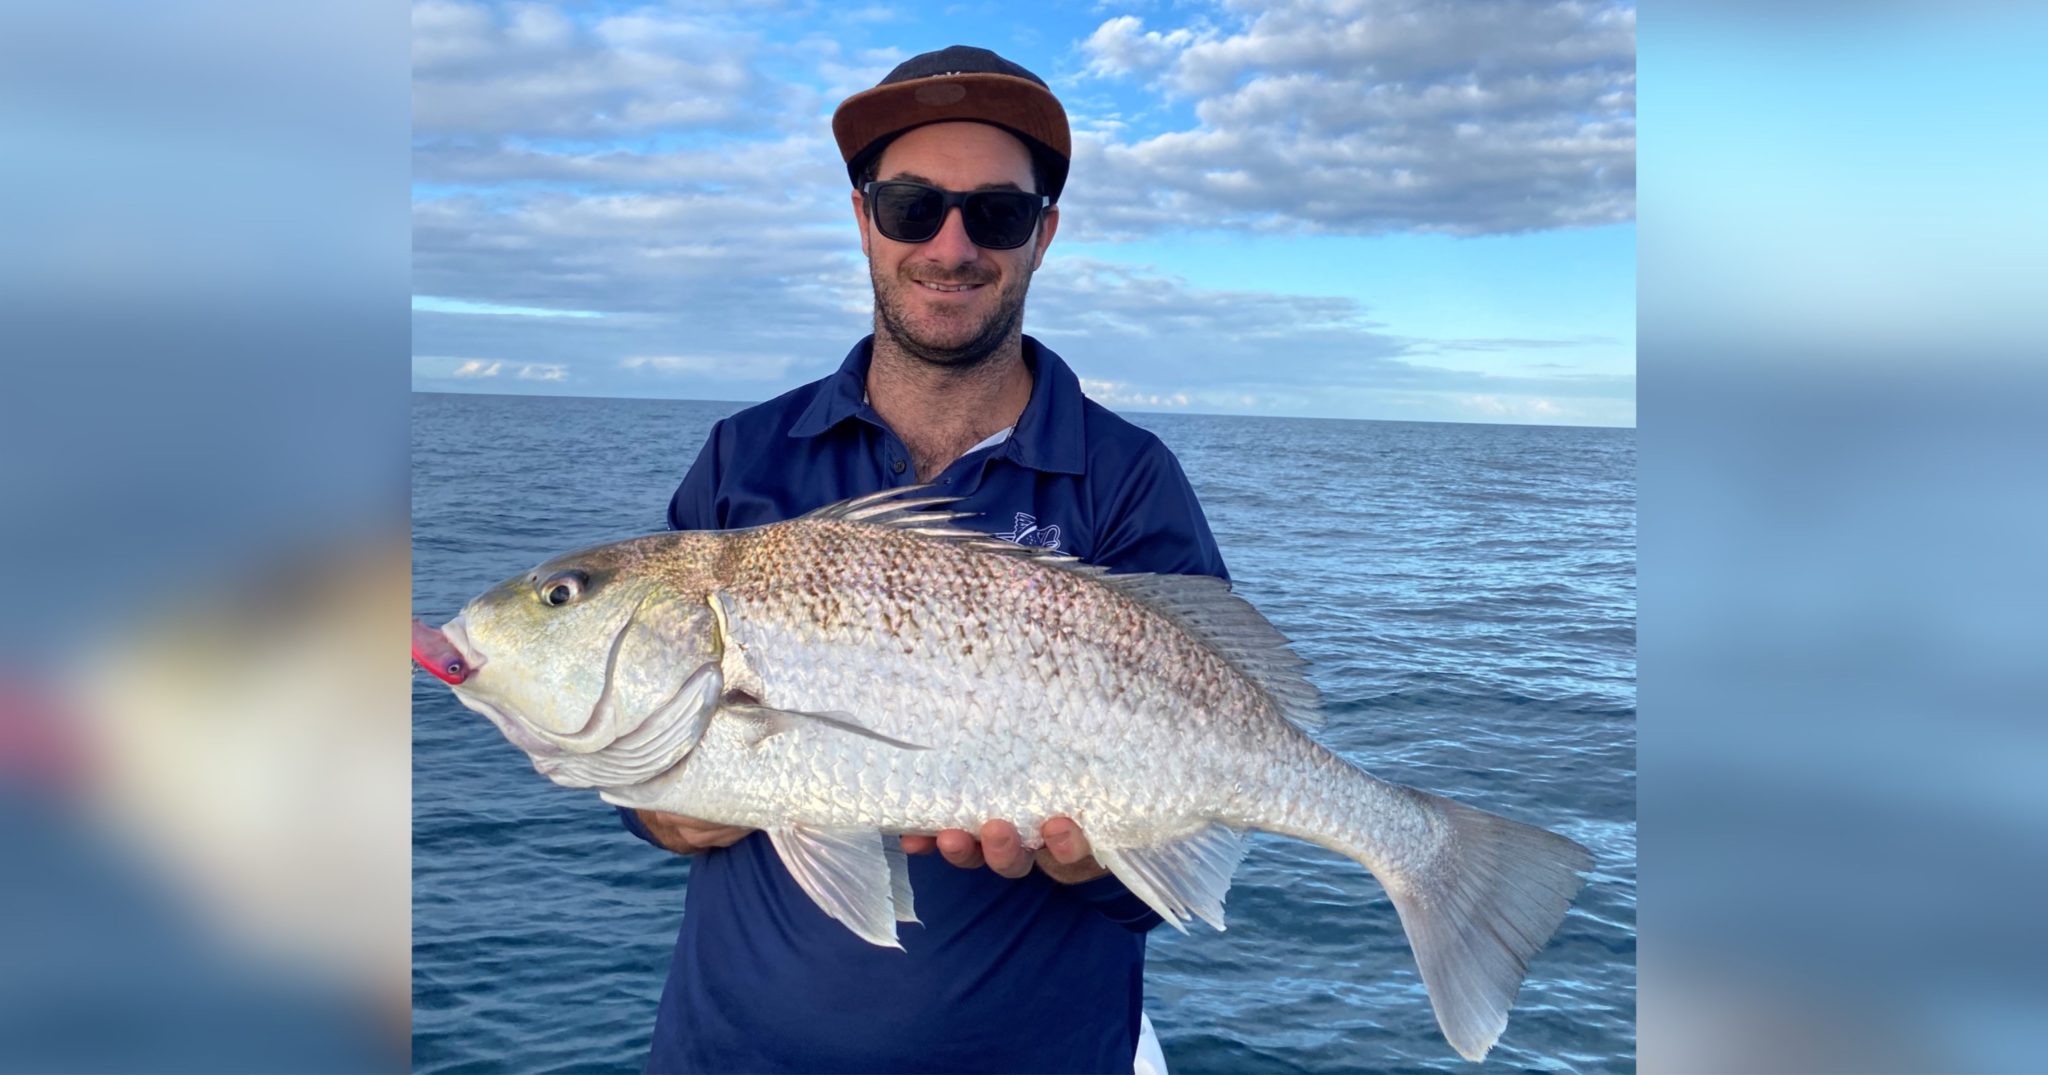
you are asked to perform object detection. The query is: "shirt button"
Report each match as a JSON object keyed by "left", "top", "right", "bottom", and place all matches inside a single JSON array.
[{"left": 891, "top": 458, "right": 906, "bottom": 475}]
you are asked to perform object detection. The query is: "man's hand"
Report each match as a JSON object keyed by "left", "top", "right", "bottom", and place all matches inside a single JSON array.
[
  {"left": 635, "top": 810, "right": 752, "bottom": 856},
  {"left": 901, "top": 817, "right": 1108, "bottom": 885}
]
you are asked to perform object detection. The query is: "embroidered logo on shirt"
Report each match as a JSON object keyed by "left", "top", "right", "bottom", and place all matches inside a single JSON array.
[{"left": 997, "top": 513, "right": 1062, "bottom": 551}]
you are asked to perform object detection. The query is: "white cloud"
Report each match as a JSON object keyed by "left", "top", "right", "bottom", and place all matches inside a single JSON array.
[
  {"left": 411, "top": 176, "right": 1629, "bottom": 418},
  {"left": 622, "top": 355, "right": 709, "bottom": 372},
  {"left": 803, "top": 41, "right": 907, "bottom": 103},
  {"left": 1082, "top": 15, "right": 1207, "bottom": 79},
  {"left": 1079, "top": 377, "right": 1192, "bottom": 409},
  {"left": 411, "top": 0, "right": 788, "bottom": 137},
  {"left": 621, "top": 354, "right": 800, "bottom": 380},
  {"left": 415, "top": 356, "right": 570, "bottom": 386},
  {"left": 1072, "top": 0, "right": 1635, "bottom": 236},
  {"left": 412, "top": 189, "right": 858, "bottom": 318},
  {"left": 832, "top": 6, "right": 902, "bottom": 26},
  {"left": 1459, "top": 394, "right": 1568, "bottom": 421},
  {"left": 413, "top": 295, "right": 604, "bottom": 319},
  {"left": 407, "top": 2, "right": 1632, "bottom": 421},
  {"left": 1029, "top": 256, "right": 1630, "bottom": 419},
  {"left": 413, "top": 133, "right": 841, "bottom": 192},
  {"left": 411, "top": 0, "right": 1631, "bottom": 240}
]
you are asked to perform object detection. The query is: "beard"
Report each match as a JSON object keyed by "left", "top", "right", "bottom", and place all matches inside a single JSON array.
[{"left": 870, "top": 258, "right": 1031, "bottom": 371}]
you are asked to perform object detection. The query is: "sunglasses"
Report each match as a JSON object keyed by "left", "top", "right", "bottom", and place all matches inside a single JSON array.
[{"left": 862, "top": 181, "right": 1050, "bottom": 251}]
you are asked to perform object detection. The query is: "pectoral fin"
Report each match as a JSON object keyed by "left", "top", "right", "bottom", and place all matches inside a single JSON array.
[
  {"left": 726, "top": 703, "right": 928, "bottom": 751},
  {"left": 1092, "top": 823, "right": 1247, "bottom": 933},
  {"left": 887, "top": 839, "right": 919, "bottom": 924},
  {"left": 768, "top": 827, "right": 908, "bottom": 949}
]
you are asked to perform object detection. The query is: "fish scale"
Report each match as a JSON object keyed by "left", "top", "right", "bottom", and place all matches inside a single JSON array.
[
  {"left": 655, "top": 519, "right": 1296, "bottom": 840},
  {"left": 418, "top": 487, "right": 1593, "bottom": 1062}
]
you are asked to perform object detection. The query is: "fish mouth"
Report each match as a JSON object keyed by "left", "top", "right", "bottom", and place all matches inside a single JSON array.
[
  {"left": 412, "top": 616, "right": 486, "bottom": 685},
  {"left": 415, "top": 599, "right": 717, "bottom": 783},
  {"left": 417, "top": 598, "right": 649, "bottom": 754}
]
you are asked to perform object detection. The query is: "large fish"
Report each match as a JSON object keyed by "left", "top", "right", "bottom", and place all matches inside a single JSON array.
[{"left": 413, "top": 489, "right": 1592, "bottom": 1061}]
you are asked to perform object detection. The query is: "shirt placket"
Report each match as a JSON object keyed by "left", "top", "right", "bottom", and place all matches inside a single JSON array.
[{"left": 875, "top": 427, "right": 915, "bottom": 486}]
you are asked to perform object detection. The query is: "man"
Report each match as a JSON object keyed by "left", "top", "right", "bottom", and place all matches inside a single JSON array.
[{"left": 620, "top": 46, "right": 1227, "bottom": 1073}]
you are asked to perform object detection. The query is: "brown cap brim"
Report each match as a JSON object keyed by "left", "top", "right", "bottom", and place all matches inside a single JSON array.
[{"left": 832, "top": 72, "right": 1072, "bottom": 202}]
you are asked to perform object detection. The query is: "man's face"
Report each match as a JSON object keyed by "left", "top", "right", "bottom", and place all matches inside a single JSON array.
[{"left": 854, "top": 121, "right": 1060, "bottom": 369}]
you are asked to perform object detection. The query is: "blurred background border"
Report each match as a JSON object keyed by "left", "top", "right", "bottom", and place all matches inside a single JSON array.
[
  {"left": 2, "top": 1, "right": 411, "bottom": 1070},
  {"left": 2, "top": 0, "right": 2043, "bottom": 1071}
]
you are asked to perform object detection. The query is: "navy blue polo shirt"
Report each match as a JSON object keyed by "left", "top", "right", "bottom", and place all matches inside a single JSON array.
[{"left": 623, "top": 335, "right": 1227, "bottom": 1074}]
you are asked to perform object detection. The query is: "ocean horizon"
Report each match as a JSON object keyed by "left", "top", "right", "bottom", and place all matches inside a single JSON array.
[{"left": 410, "top": 389, "right": 1637, "bottom": 432}]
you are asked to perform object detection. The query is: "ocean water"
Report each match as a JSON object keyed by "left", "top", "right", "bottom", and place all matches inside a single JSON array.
[{"left": 412, "top": 392, "right": 1637, "bottom": 1074}]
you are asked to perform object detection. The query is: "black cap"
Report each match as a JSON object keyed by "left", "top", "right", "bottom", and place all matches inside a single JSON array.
[{"left": 832, "top": 45, "right": 1072, "bottom": 203}]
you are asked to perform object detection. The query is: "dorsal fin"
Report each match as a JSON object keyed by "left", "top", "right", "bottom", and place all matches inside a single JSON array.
[
  {"left": 1099, "top": 572, "right": 1323, "bottom": 730},
  {"left": 802, "top": 485, "right": 971, "bottom": 527},
  {"left": 804, "top": 486, "right": 1083, "bottom": 556},
  {"left": 802, "top": 487, "right": 1105, "bottom": 565},
  {"left": 803, "top": 487, "right": 1323, "bottom": 731}
]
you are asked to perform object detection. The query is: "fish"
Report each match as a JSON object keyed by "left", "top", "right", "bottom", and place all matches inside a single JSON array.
[{"left": 413, "top": 488, "right": 1592, "bottom": 1061}]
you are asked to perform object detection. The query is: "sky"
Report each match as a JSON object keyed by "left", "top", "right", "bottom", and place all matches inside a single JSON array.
[{"left": 411, "top": 0, "right": 1636, "bottom": 426}]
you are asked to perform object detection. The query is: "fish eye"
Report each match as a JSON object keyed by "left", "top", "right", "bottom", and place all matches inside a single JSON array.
[{"left": 538, "top": 569, "right": 588, "bottom": 607}]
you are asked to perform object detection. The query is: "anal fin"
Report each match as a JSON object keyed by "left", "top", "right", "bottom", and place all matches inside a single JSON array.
[{"left": 1093, "top": 823, "right": 1247, "bottom": 933}]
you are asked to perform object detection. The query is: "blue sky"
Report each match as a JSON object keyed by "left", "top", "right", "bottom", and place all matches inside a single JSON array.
[{"left": 412, "top": 0, "right": 1635, "bottom": 425}]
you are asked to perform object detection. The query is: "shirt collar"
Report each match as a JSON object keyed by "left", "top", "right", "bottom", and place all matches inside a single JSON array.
[
  {"left": 787, "top": 337, "right": 878, "bottom": 439},
  {"left": 788, "top": 334, "right": 1087, "bottom": 476},
  {"left": 1004, "top": 336, "right": 1086, "bottom": 475}
]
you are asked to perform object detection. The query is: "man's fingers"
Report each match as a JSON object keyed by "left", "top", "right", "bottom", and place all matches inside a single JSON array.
[
  {"left": 1041, "top": 816, "right": 1093, "bottom": 865},
  {"left": 978, "top": 820, "right": 1033, "bottom": 878},
  {"left": 635, "top": 811, "right": 752, "bottom": 855},
  {"left": 935, "top": 828, "right": 985, "bottom": 869},
  {"left": 924, "top": 820, "right": 1099, "bottom": 880}
]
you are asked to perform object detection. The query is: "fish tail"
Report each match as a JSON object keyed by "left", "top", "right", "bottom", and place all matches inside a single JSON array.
[{"left": 1324, "top": 777, "right": 1592, "bottom": 1062}]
